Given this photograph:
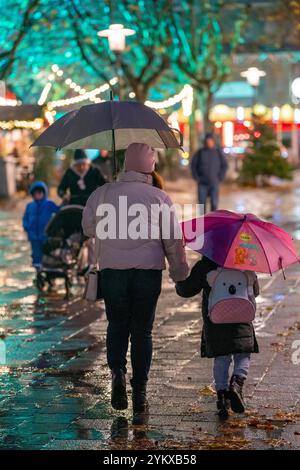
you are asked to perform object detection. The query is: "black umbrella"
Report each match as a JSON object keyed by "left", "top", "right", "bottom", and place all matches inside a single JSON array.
[{"left": 32, "top": 97, "right": 182, "bottom": 179}]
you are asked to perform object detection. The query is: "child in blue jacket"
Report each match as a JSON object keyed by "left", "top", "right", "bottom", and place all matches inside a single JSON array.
[{"left": 23, "top": 181, "right": 59, "bottom": 267}]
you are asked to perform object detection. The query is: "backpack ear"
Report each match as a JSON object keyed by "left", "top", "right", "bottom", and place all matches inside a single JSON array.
[{"left": 207, "top": 269, "right": 219, "bottom": 286}]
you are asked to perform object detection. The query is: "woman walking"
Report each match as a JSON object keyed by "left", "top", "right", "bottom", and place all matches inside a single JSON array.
[{"left": 82, "top": 143, "right": 188, "bottom": 423}]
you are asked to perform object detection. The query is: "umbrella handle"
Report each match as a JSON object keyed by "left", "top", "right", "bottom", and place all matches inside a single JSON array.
[
  {"left": 279, "top": 257, "right": 286, "bottom": 280},
  {"left": 112, "top": 128, "right": 117, "bottom": 181}
]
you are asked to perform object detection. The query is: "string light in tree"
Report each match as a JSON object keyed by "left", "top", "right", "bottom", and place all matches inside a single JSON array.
[
  {"left": 0, "top": 119, "right": 43, "bottom": 130},
  {"left": 45, "top": 64, "right": 119, "bottom": 108},
  {"left": 42, "top": 65, "right": 194, "bottom": 115},
  {"left": 181, "top": 85, "right": 193, "bottom": 117},
  {"left": 145, "top": 85, "right": 193, "bottom": 113},
  {"left": 38, "top": 82, "right": 52, "bottom": 105},
  {"left": 37, "top": 69, "right": 56, "bottom": 105}
]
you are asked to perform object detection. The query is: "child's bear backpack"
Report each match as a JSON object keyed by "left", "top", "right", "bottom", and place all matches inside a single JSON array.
[{"left": 206, "top": 268, "right": 257, "bottom": 324}]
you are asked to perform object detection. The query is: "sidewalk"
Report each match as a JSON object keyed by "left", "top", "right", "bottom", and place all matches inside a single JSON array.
[{"left": 0, "top": 177, "right": 299, "bottom": 449}]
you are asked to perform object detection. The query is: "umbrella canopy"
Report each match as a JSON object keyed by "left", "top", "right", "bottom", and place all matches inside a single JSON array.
[
  {"left": 31, "top": 101, "right": 181, "bottom": 150},
  {"left": 182, "top": 210, "right": 299, "bottom": 275}
]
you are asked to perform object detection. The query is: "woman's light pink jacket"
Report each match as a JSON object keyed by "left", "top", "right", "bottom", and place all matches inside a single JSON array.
[{"left": 82, "top": 170, "right": 189, "bottom": 282}]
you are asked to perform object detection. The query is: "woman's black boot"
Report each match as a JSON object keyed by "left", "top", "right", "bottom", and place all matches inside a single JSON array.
[
  {"left": 111, "top": 369, "right": 128, "bottom": 410},
  {"left": 229, "top": 375, "right": 246, "bottom": 413},
  {"left": 216, "top": 389, "right": 230, "bottom": 419},
  {"left": 131, "top": 380, "right": 149, "bottom": 425}
]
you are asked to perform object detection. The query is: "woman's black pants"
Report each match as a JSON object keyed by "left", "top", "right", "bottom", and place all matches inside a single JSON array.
[{"left": 101, "top": 268, "right": 162, "bottom": 385}]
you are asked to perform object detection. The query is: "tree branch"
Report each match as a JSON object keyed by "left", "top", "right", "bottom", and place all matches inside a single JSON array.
[
  {"left": 0, "top": 0, "right": 40, "bottom": 79},
  {"left": 144, "top": 55, "right": 170, "bottom": 90},
  {"left": 67, "top": 4, "right": 112, "bottom": 86}
]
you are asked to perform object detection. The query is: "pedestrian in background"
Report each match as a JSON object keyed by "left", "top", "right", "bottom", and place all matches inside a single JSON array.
[
  {"left": 58, "top": 149, "right": 106, "bottom": 206},
  {"left": 191, "top": 133, "right": 228, "bottom": 213},
  {"left": 22, "top": 181, "right": 59, "bottom": 268},
  {"left": 93, "top": 149, "right": 113, "bottom": 182}
]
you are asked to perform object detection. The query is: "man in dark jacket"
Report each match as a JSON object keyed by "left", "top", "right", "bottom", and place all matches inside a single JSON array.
[
  {"left": 191, "top": 133, "right": 228, "bottom": 213},
  {"left": 58, "top": 150, "right": 106, "bottom": 206}
]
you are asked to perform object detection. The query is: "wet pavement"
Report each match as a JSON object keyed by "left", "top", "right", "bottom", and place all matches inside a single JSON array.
[{"left": 0, "top": 177, "right": 300, "bottom": 450}]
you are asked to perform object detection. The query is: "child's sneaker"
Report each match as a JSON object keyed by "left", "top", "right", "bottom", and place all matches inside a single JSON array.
[
  {"left": 216, "top": 389, "right": 230, "bottom": 418},
  {"left": 229, "top": 375, "right": 246, "bottom": 413}
]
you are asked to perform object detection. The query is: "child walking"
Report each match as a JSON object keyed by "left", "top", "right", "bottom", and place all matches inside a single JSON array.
[
  {"left": 23, "top": 181, "right": 59, "bottom": 268},
  {"left": 176, "top": 256, "right": 260, "bottom": 418}
]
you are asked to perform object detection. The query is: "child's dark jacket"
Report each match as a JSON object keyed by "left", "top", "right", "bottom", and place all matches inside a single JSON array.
[{"left": 176, "top": 257, "right": 259, "bottom": 358}]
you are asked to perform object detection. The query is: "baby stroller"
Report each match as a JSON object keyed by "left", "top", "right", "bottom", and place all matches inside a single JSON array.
[{"left": 36, "top": 205, "right": 86, "bottom": 298}]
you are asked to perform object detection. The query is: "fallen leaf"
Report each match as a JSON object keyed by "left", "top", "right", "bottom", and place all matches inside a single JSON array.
[
  {"left": 263, "top": 438, "right": 290, "bottom": 448},
  {"left": 272, "top": 411, "right": 297, "bottom": 423},
  {"left": 277, "top": 331, "right": 291, "bottom": 337},
  {"left": 223, "top": 420, "right": 248, "bottom": 429},
  {"left": 186, "top": 404, "right": 205, "bottom": 413},
  {"left": 199, "top": 385, "right": 216, "bottom": 396},
  {"left": 270, "top": 342, "right": 285, "bottom": 351},
  {"left": 203, "top": 436, "right": 249, "bottom": 450},
  {"left": 248, "top": 418, "right": 278, "bottom": 430}
]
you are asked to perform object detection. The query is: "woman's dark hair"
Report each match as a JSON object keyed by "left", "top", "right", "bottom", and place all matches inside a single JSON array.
[{"left": 151, "top": 171, "right": 164, "bottom": 190}]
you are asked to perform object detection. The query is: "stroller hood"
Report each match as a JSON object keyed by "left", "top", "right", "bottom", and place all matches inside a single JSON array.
[{"left": 45, "top": 204, "right": 84, "bottom": 238}]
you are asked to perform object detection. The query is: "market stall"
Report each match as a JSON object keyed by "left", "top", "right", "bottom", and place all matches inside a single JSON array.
[{"left": 0, "top": 104, "right": 48, "bottom": 194}]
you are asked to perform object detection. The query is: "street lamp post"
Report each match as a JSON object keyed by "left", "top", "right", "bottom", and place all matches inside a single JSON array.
[
  {"left": 240, "top": 66, "right": 266, "bottom": 107},
  {"left": 98, "top": 24, "right": 136, "bottom": 100}
]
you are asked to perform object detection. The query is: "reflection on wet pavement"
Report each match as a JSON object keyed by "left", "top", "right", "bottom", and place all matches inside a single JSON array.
[{"left": 0, "top": 179, "right": 300, "bottom": 449}]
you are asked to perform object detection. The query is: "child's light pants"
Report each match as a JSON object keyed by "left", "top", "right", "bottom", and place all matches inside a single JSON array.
[{"left": 213, "top": 353, "right": 251, "bottom": 391}]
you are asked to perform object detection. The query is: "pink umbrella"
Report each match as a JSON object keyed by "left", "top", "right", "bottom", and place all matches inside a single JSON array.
[{"left": 181, "top": 210, "right": 299, "bottom": 276}]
